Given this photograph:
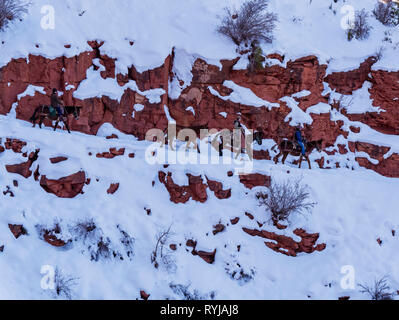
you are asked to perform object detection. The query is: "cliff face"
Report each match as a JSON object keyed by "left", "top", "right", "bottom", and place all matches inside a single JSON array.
[{"left": 0, "top": 41, "right": 398, "bottom": 177}]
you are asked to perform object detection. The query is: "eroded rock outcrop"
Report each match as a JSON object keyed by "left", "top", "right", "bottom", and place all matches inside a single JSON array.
[
  {"left": 8, "top": 224, "right": 28, "bottom": 239},
  {"left": 0, "top": 43, "right": 398, "bottom": 178},
  {"left": 5, "top": 149, "right": 39, "bottom": 178},
  {"left": 239, "top": 173, "right": 271, "bottom": 189},
  {"left": 39, "top": 171, "right": 86, "bottom": 198},
  {"left": 206, "top": 176, "right": 231, "bottom": 199},
  {"left": 158, "top": 171, "right": 208, "bottom": 203},
  {"left": 243, "top": 227, "right": 326, "bottom": 257}
]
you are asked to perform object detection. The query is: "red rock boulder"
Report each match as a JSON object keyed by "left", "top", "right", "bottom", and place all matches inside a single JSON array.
[{"left": 39, "top": 171, "right": 86, "bottom": 198}]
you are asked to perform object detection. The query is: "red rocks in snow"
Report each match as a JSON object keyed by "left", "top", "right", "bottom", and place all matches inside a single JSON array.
[
  {"left": 230, "top": 217, "right": 240, "bottom": 225},
  {"left": 106, "top": 134, "right": 118, "bottom": 139},
  {"left": 325, "top": 57, "right": 376, "bottom": 95},
  {"left": 49, "top": 156, "right": 68, "bottom": 164},
  {"left": 186, "top": 239, "right": 197, "bottom": 248},
  {"left": 239, "top": 173, "right": 271, "bottom": 189},
  {"left": 39, "top": 171, "right": 86, "bottom": 198},
  {"left": 5, "top": 149, "right": 39, "bottom": 178},
  {"left": 197, "top": 249, "right": 217, "bottom": 264},
  {"left": 349, "top": 126, "right": 360, "bottom": 133},
  {"left": 349, "top": 141, "right": 399, "bottom": 178},
  {"left": 107, "top": 183, "right": 119, "bottom": 194},
  {"left": 140, "top": 290, "right": 150, "bottom": 300},
  {"left": 212, "top": 224, "right": 225, "bottom": 235},
  {"left": 253, "top": 149, "right": 271, "bottom": 160},
  {"left": 96, "top": 147, "right": 125, "bottom": 159},
  {"left": 242, "top": 227, "right": 326, "bottom": 257},
  {"left": 185, "top": 239, "right": 216, "bottom": 264},
  {"left": 33, "top": 165, "right": 40, "bottom": 181},
  {"left": 245, "top": 212, "right": 254, "bottom": 220},
  {"left": 6, "top": 161, "right": 33, "bottom": 178},
  {"left": 9, "top": 224, "right": 28, "bottom": 239},
  {"left": 43, "top": 229, "right": 67, "bottom": 247},
  {"left": 0, "top": 45, "right": 398, "bottom": 179},
  {"left": 206, "top": 176, "right": 231, "bottom": 199},
  {"left": 128, "top": 153, "right": 135, "bottom": 158},
  {"left": 158, "top": 171, "right": 208, "bottom": 204},
  {"left": 4, "top": 138, "right": 27, "bottom": 153}
]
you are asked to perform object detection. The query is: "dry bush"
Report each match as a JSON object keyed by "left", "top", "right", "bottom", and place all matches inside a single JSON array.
[
  {"left": 256, "top": 178, "right": 315, "bottom": 223},
  {"left": 347, "top": 9, "right": 372, "bottom": 41},
  {"left": 169, "top": 283, "right": 215, "bottom": 300},
  {"left": 0, "top": 0, "right": 29, "bottom": 31},
  {"left": 151, "top": 226, "right": 173, "bottom": 269},
  {"left": 373, "top": 1, "right": 399, "bottom": 26},
  {"left": 359, "top": 276, "right": 394, "bottom": 300},
  {"left": 53, "top": 267, "right": 78, "bottom": 300},
  {"left": 217, "top": 0, "right": 277, "bottom": 46}
]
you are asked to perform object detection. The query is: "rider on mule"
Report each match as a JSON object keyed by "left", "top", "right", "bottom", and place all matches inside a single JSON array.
[
  {"left": 50, "top": 89, "right": 64, "bottom": 118},
  {"left": 294, "top": 125, "right": 306, "bottom": 156}
]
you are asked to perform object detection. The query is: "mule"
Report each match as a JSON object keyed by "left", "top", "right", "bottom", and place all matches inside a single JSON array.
[
  {"left": 30, "top": 105, "right": 82, "bottom": 133},
  {"left": 273, "top": 139, "right": 323, "bottom": 169}
]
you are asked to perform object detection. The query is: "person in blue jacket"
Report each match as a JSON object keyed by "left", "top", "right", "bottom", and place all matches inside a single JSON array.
[{"left": 294, "top": 125, "right": 306, "bottom": 156}]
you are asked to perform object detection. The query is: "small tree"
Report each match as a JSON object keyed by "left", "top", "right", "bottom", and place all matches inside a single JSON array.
[
  {"left": 359, "top": 276, "right": 394, "bottom": 300},
  {"left": 0, "top": 0, "right": 29, "bottom": 31},
  {"left": 373, "top": 0, "right": 399, "bottom": 27},
  {"left": 217, "top": 0, "right": 277, "bottom": 47},
  {"left": 256, "top": 178, "right": 315, "bottom": 224},
  {"left": 247, "top": 44, "right": 265, "bottom": 73},
  {"left": 347, "top": 9, "right": 372, "bottom": 41}
]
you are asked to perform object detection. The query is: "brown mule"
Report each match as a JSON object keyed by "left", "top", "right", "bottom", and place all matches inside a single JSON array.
[
  {"left": 273, "top": 139, "right": 323, "bottom": 169},
  {"left": 30, "top": 105, "right": 82, "bottom": 133}
]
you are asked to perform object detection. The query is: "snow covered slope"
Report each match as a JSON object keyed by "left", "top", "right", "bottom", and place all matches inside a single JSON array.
[
  {"left": 1, "top": 115, "right": 399, "bottom": 300},
  {"left": 0, "top": 0, "right": 398, "bottom": 300}
]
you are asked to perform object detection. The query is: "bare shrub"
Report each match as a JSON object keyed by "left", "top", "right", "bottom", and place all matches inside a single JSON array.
[
  {"left": 151, "top": 225, "right": 173, "bottom": 269},
  {"left": 373, "top": 1, "right": 399, "bottom": 27},
  {"left": 169, "top": 283, "right": 216, "bottom": 300},
  {"left": 359, "top": 276, "right": 394, "bottom": 300},
  {"left": 70, "top": 220, "right": 133, "bottom": 262},
  {"left": 53, "top": 267, "right": 78, "bottom": 300},
  {"left": 256, "top": 178, "right": 315, "bottom": 223},
  {"left": 71, "top": 219, "right": 97, "bottom": 241},
  {"left": 347, "top": 9, "right": 372, "bottom": 41},
  {"left": 118, "top": 225, "right": 135, "bottom": 260},
  {"left": 217, "top": 0, "right": 277, "bottom": 46},
  {"left": 0, "top": 0, "right": 29, "bottom": 31}
]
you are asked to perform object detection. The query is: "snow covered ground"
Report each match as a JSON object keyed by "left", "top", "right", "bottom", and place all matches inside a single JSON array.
[
  {"left": 0, "top": 115, "right": 398, "bottom": 300},
  {"left": 0, "top": 0, "right": 398, "bottom": 300}
]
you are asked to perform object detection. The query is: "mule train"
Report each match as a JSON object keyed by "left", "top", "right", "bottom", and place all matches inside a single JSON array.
[
  {"left": 30, "top": 105, "right": 82, "bottom": 133},
  {"left": 153, "top": 124, "right": 322, "bottom": 169}
]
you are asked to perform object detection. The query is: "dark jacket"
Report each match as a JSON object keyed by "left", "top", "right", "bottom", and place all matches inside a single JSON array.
[{"left": 51, "top": 93, "right": 63, "bottom": 108}]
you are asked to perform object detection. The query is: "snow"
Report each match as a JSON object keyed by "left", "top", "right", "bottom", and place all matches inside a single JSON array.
[
  {"left": 328, "top": 82, "right": 384, "bottom": 114},
  {"left": 280, "top": 96, "right": 313, "bottom": 126},
  {"left": 0, "top": 114, "right": 399, "bottom": 300},
  {"left": 0, "top": 0, "right": 398, "bottom": 301},
  {"left": 209, "top": 81, "right": 280, "bottom": 110},
  {"left": 73, "top": 60, "right": 165, "bottom": 103}
]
